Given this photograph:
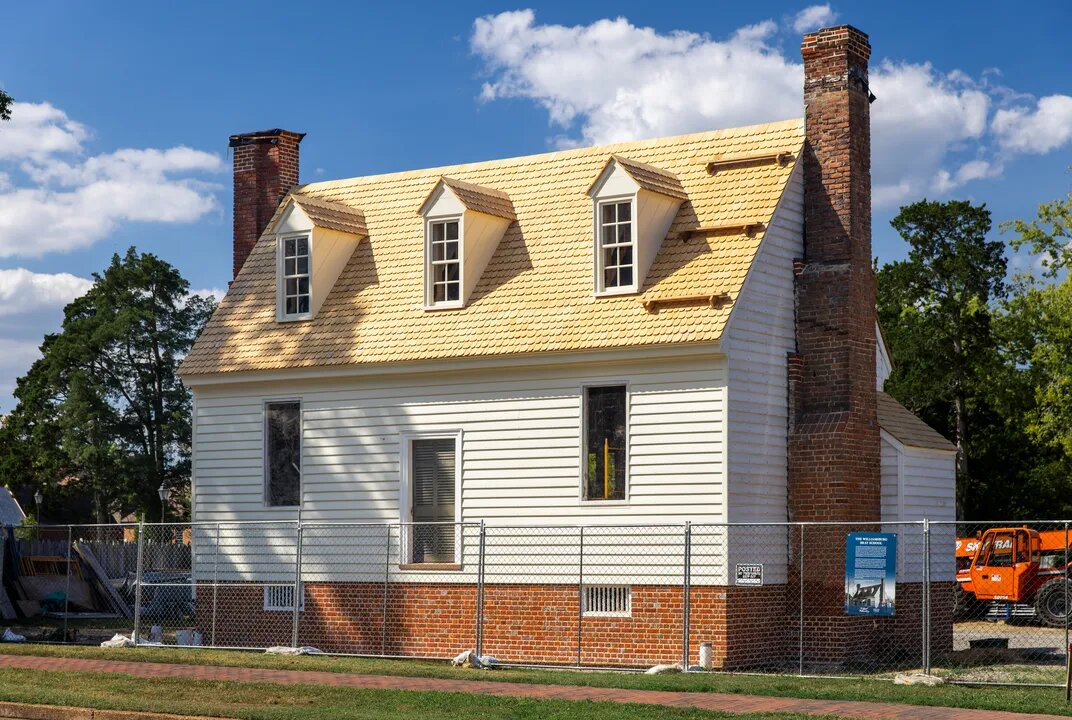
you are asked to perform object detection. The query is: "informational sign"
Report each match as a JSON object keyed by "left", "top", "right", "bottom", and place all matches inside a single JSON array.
[
  {"left": 735, "top": 563, "right": 763, "bottom": 586},
  {"left": 844, "top": 533, "right": 896, "bottom": 616}
]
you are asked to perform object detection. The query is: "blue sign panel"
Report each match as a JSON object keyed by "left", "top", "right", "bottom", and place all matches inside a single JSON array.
[{"left": 845, "top": 532, "right": 896, "bottom": 616}]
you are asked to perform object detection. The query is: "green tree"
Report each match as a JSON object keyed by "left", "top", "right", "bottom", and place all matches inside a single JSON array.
[
  {"left": 0, "top": 249, "right": 215, "bottom": 523},
  {"left": 878, "top": 200, "right": 1007, "bottom": 517},
  {"left": 1005, "top": 192, "right": 1072, "bottom": 277},
  {"left": 0, "top": 88, "right": 12, "bottom": 121}
]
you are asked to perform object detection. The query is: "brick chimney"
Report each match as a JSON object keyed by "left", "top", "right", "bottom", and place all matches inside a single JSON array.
[
  {"left": 229, "top": 129, "right": 304, "bottom": 279},
  {"left": 788, "top": 26, "right": 880, "bottom": 663}
]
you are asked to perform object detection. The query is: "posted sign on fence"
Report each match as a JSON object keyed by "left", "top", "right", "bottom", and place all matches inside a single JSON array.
[{"left": 844, "top": 532, "right": 896, "bottom": 616}]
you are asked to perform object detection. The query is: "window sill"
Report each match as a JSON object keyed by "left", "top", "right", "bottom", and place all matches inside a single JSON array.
[
  {"left": 423, "top": 303, "right": 465, "bottom": 312},
  {"left": 579, "top": 499, "right": 630, "bottom": 507},
  {"left": 398, "top": 563, "right": 463, "bottom": 571},
  {"left": 594, "top": 288, "right": 639, "bottom": 298},
  {"left": 277, "top": 314, "right": 313, "bottom": 323}
]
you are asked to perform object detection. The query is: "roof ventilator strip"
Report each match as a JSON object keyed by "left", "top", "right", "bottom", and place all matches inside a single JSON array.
[{"left": 706, "top": 152, "right": 794, "bottom": 175}]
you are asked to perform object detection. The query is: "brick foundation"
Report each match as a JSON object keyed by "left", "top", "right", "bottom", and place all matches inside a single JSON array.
[{"left": 193, "top": 579, "right": 943, "bottom": 669}]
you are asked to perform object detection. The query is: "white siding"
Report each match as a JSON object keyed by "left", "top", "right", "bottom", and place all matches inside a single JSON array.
[
  {"left": 880, "top": 431, "right": 957, "bottom": 581},
  {"left": 723, "top": 159, "right": 803, "bottom": 524},
  {"left": 192, "top": 355, "right": 729, "bottom": 584}
]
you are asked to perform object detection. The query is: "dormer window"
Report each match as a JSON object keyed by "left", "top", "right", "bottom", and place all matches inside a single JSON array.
[
  {"left": 417, "top": 177, "right": 515, "bottom": 311},
  {"left": 281, "top": 234, "right": 311, "bottom": 318},
  {"left": 427, "top": 218, "right": 462, "bottom": 306},
  {"left": 598, "top": 200, "right": 635, "bottom": 292},
  {"left": 587, "top": 156, "right": 687, "bottom": 297},
  {"left": 269, "top": 194, "right": 367, "bottom": 323}
]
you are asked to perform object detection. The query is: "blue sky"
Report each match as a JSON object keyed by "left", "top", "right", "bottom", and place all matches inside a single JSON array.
[{"left": 1, "top": 1, "right": 1071, "bottom": 411}]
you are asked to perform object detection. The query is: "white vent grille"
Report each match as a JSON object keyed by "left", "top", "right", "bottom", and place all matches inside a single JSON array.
[
  {"left": 263, "top": 584, "right": 304, "bottom": 612},
  {"left": 583, "top": 585, "right": 631, "bottom": 617}
]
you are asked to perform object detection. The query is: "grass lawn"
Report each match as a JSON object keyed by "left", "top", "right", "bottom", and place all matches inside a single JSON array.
[
  {"left": 0, "top": 666, "right": 824, "bottom": 720},
  {"left": 1, "top": 644, "right": 1070, "bottom": 716}
]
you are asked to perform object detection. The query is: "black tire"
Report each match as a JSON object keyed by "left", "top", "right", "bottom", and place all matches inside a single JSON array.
[{"left": 1034, "top": 579, "right": 1072, "bottom": 628}]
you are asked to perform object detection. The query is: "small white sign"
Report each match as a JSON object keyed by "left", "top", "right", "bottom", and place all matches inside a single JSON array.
[{"left": 735, "top": 563, "right": 763, "bottom": 586}]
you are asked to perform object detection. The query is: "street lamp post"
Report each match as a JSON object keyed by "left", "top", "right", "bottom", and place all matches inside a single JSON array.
[
  {"left": 158, "top": 484, "right": 169, "bottom": 525},
  {"left": 33, "top": 490, "right": 43, "bottom": 537}
]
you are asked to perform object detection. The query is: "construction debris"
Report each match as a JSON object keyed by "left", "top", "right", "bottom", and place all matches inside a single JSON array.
[
  {"left": 894, "top": 673, "right": 945, "bottom": 686},
  {"left": 265, "top": 646, "right": 323, "bottom": 656},
  {"left": 451, "top": 649, "right": 500, "bottom": 669},
  {"left": 1, "top": 628, "right": 25, "bottom": 643},
  {"left": 100, "top": 633, "right": 135, "bottom": 648},
  {"left": 644, "top": 663, "right": 683, "bottom": 675},
  {"left": 74, "top": 542, "right": 132, "bottom": 619}
]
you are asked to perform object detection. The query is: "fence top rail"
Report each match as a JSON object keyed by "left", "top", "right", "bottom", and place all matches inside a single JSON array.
[{"left": 10, "top": 518, "right": 1072, "bottom": 532}]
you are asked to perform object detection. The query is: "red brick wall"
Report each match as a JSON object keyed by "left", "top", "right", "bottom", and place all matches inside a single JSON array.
[
  {"left": 229, "top": 129, "right": 303, "bottom": 279},
  {"left": 194, "top": 578, "right": 940, "bottom": 670}
]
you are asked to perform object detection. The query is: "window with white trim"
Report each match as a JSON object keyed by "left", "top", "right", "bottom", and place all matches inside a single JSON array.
[
  {"left": 263, "top": 584, "right": 304, "bottom": 612},
  {"left": 281, "top": 234, "right": 311, "bottom": 318},
  {"left": 265, "top": 401, "right": 301, "bottom": 507},
  {"left": 583, "top": 385, "right": 627, "bottom": 501},
  {"left": 409, "top": 437, "right": 457, "bottom": 564},
  {"left": 583, "top": 585, "right": 631, "bottom": 617},
  {"left": 427, "top": 219, "right": 461, "bottom": 306},
  {"left": 597, "top": 200, "right": 634, "bottom": 292}
]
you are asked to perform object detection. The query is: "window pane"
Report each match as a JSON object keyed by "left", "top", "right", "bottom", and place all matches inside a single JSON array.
[
  {"left": 296, "top": 256, "right": 308, "bottom": 275},
  {"left": 445, "top": 240, "right": 459, "bottom": 260},
  {"left": 604, "top": 267, "right": 618, "bottom": 288},
  {"left": 446, "top": 221, "right": 459, "bottom": 241},
  {"left": 619, "top": 245, "right": 633, "bottom": 266},
  {"left": 433, "top": 223, "right": 445, "bottom": 242},
  {"left": 602, "top": 204, "right": 616, "bottom": 224},
  {"left": 284, "top": 238, "right": 296, "bottom": 256},
  {"left": 411, "top": 438, "right": 456, "bottom": 563},
  {"left": 617, "top": 201, "right": 631, "bottom": 222},
  {"left": 446, "top": 282, "right": 460, "bottom": 301},
  {"left": 297, "top": 296, "right": 309, "bottom": 314},
  {"left": 432, "top": 241, "right": 445, "bottom": 262},
  {"left": 617, "top": 222, "right": 631, "bottom": 245},
  {"left": 298, "top": 277, "right": 309, "bottom": 295},
  {"left": 619, "top": 265, "right": 633, "bottom": 287},
  {"left": 285, "top": 297, "right": 297, "bottom": 315},
  {"left": 286, "top": 278, "right": 297, "bottom": 295},
  {"left": 585, "top": 387, "right": 627, "bottom": 501},
  {"left": 296, "top": 237, "right": 309, "bottom": 255},
  {"left": 433, "top": 284, "right": 445, "bottom": 302},
  {"left": 266, "top": 402, "right": 301, "bottom": 507},
  {"left": 447, "top": 263, "right": 459, "bottom": 281},
  {"left": 284, "top": 258, "right": 296, "bottom": 275}
]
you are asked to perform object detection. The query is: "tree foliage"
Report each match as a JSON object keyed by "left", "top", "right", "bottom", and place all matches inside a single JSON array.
[
  {"left": 0, "top": 249, "right": 215, "bottom": 523},
  {"left": 880, "top": 195, "right": 1072, "bottom": 519},
  {"left": 0, "top": 88, "right": 11, "bottom": 121}
]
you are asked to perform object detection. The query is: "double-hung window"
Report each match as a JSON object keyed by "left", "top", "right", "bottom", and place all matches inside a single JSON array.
[
  {"left": 427, "top": 219, "right": 461, "bottom": 306},
  {"left": 597, "top": 201, "right": 634, "bottom": 292},
  {"left": 281, "top": 235, "right": 311, "bottom": 318},
  {"left": 583, "top": 385, "right": 627, "bottom": 501},
  {"left": 407, "top": 437, "right": 458, "bottom": 564},
  {"left": 265, "top": 401, "right": 301, "bottom": 507}
]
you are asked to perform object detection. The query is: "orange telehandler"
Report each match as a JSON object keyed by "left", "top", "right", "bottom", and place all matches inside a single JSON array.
[{"left": 955, "top": 527, "right": 1071, "bottom": 626}]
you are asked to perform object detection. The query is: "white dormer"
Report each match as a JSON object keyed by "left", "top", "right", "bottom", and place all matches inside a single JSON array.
[
  {"left": 271, "top": 194, "right": 367, "bottom": 322},
  {"left": 417, "top": 177, "right": 515, "bottom": 310},
  {"left": 587, "top": 155, "right": 687, "bottom": 296}
]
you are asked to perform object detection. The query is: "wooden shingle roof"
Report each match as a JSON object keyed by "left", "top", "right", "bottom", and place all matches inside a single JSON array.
[
  {"left": 180, "top": 118, "right": 804, "bottom": 377},
  {"left": 284, "top": 194, "right": 368, "bottom": 236},
  {"left": 878, "top": 392, "right": 956, "bottom": 451},
  {"left": 419, "top": 177, "right": 517, "bottom": 221}
]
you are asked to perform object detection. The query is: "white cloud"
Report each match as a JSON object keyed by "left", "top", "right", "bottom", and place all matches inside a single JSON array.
[
  {"left": 0, "top": 102, "right": 223, "bottom": 258},
  {"left": 471, "top": 10, "right": 1072, "bottom": 208},
  {"left": 992, "top": 95, "right": 1072, "bottom": 154},
  {"left": 0, "top": 102, "right": 87, "bottom": 161},
  {"left": 792, "top": 5, "right": 838, "bottom": 34},
  {"left": 0, "top": 268, "right": 91, "bottom": 316},
  {"left": 189, "top": 287, "right": 226, "bottom": 303},
  {"left": 0, "top": 339, "right": 42, "bottom": 410}
]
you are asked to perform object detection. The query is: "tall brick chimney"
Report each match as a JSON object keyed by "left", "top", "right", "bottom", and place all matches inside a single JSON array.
[
  {"left": 229, "top": 129, "right": 304, "bottom": 279},
  {"left": 788, "top": 26, "right": 880, "bottom": 664}
]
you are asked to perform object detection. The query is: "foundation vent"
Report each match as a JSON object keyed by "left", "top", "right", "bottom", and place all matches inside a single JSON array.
[
  {"left": 583, "top": 585, "right": 631, "bottom": 617},
  {"left": 263, "top": 584, "right": 305, "bottom": 612}
]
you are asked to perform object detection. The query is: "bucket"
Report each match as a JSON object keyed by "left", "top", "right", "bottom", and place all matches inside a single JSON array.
[{"left": 699, "top": 642, "right": 713, "bottom": 670}]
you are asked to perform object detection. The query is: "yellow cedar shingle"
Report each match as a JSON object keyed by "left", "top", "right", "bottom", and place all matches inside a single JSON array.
[{"left": 180, "top": 119, "right": 804, "bottom": 377}]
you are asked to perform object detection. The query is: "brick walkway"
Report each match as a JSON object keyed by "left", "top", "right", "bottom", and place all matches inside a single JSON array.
[{"left": 0, "top": 654, "right": 1065, "bottom": 720}]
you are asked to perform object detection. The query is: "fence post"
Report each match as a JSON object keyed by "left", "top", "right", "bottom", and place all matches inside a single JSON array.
[
  {"left": 798, "top": 523, "right": 804, "bottom": 676},
  {"left": 576, "top": 526, "right": 584, "bottom": 667},
  {"left": 922, "top": 518, "right": 931, "bottom": 675},
  {"left": 1064, "top": 521, "right": 1069, "bottom": 669},
  {"left": 62, "top": 525, "right": 72, "bottom": 643},
  {"left": 133, "top": 520, "right": 145, "bottom": 645},
  {"left": 382, "top": 524, "right": 391, "bottom": 656},
  {"left": 476, "top": 521, "right": 486, "bottom": 657},
  {"left": 290, "top": 516, "right": 304, "bottom": 649},
  {"left": 211, "top": 522, "right": 220, "bottom": 647},
  {"left": 682, "top": 521, "right": 692, "bottom": 671}
]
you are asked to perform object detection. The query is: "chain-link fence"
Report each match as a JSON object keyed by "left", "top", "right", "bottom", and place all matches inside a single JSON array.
[{"left": 1, "top": 519, "right": 1069, "bottom": 686}]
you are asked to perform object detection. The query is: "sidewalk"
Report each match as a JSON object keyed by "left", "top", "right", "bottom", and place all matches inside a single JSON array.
[{"left": 0, "top": 653, "right": 1065, "bottom": 720}]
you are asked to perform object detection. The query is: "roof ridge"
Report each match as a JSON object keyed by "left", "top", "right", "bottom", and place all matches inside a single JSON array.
[{"left": 298, "top": 118, "right": 804, "bottom": 193}]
